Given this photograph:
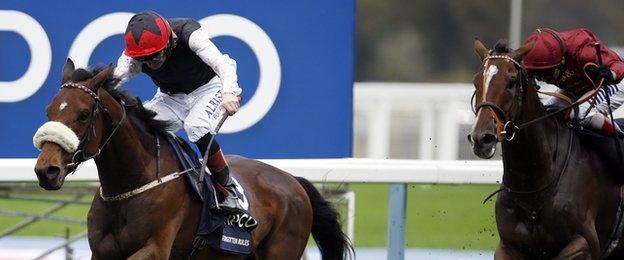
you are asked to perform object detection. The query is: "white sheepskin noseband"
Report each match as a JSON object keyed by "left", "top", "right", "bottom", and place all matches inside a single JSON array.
[{"left": 33, "top": 121, "right": 80, "bottom": 153}]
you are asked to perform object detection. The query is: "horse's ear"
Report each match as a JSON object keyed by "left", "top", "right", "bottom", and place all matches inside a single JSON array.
[
  {"left": 90, "top": 66, "right": 113, "bottom": 91},
  {"left": 474, "top": 39, "right": 489, "bottom": 61},
  {"left": 512, "top": 41, "right": 535, "bottom": 62},
  {"left": 62, "top": 58, "right": 75, "bottom": 83}
]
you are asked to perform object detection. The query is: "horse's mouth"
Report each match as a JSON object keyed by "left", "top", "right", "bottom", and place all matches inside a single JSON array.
[
  {"left": 473, "top": 143, "right": 496, "bottom": 159},
  {"left": 35, "top": 164, "right": 69, "bottom": 190},
  {"left": 40, "top": 180, "right": 64, "bottom": 190}
]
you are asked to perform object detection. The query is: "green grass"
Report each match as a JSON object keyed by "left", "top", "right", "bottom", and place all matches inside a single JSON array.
[
  {"left": 346, "top": 184, "right": 498, "bottom": 249},
  {"left": 0, "top": 194, "right": 90, "bottom": 237},
  {"left": 0, "top": 184, "right": 499, "bottom": 250}
]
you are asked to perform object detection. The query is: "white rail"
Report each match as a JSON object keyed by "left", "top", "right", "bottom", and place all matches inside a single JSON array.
[{"left": 0, "top": 158, "right": 502, "bottom": 184}]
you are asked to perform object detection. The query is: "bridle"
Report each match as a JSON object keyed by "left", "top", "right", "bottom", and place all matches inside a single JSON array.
[
  {"left": 473, "top": 54, "right": 528, "bottom": 141},
  {"left": 475, "top": 55, "right": 575, "bottom": 217},
  {"left": 476, "top": 54, "right": 576, "bottom": 218},
  {"left": 473, "top": 53, "right": 581, "bottom": 141},
  {"left": 61, "top": 82, "right": 127, "bottom": 172},
  {"left": 61, "top": 81, "right": 191, "bottom": 202}
]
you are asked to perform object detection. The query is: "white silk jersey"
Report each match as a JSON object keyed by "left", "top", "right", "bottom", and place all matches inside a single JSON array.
[{"left": 113, "top": 18, "right": 242, "bottom": 96}]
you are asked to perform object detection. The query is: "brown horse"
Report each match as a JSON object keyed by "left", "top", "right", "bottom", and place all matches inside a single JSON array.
[
  {"left": 469, "top": 40, "right": 624, "bottom": 259},
  {"left": 33, "top": 59, "right": 353, "bottom": 259}
]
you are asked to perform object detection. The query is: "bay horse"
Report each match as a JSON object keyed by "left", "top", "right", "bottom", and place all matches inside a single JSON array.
[
  {"left": 469, "top": 40, "right": 624, "bottom": 259},
  {"left": 33, "top": 59, "right": 353, "bottom": 259}
]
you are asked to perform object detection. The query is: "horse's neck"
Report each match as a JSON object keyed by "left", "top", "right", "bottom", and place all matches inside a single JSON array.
[
  {"left": 94, "top": 121, "right": 157, "bottom": 196},
  {"left": 501, "top": 89, "right": 562, "bottom": 191}
]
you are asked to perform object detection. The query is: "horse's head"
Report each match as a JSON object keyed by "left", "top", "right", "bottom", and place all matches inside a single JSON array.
[
  {"left": 33, "top": 59, "right": 119, "bottom": 190},
  {"left": 469, "top": 40, "right": 535, "bottom": 159}
]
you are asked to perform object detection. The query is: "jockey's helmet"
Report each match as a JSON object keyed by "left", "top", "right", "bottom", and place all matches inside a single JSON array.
[
  {"left": 124, "top": 11, "right": 172, "bottom": 58},
  {"left": 522, "top": 29, "right": 565, "bottom": 70}
]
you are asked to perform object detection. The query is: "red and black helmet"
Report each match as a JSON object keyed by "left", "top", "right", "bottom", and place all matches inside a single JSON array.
[
  {"left": 522, "top": 28, "right": 566, "bottom": 70},
  {"left": 124, "top": 11, "right": 172, "bottom": 58}
]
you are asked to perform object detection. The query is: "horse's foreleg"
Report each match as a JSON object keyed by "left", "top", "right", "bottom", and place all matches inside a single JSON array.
[
  {"left": 126, "top": 243, "right": 163, "bottom": 260},
  {"left": 127, "top": 226, "right": 180, "bottom": 260},
  {"left": 126, "top": 221, "right": 182, "bottom": 260},
  {"left": 126, "top": 239, "right": 177, "bottom": 260},
  {"left": 494, "top": 242, "right": 521, "bottom": 260},
  {"left": 553, "top": 235, "right": 592, "bottom": 260}
]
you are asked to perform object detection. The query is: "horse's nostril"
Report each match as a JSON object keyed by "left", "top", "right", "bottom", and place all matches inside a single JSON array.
[
  {"left": 467, "top": 134, "right": 474, "bottom": 144},
  {"left": 45, "top": 165, "right": 61, "bottom": 178},
  {"left": 481, "top": 133, "right": 497, "bottom": 145}
]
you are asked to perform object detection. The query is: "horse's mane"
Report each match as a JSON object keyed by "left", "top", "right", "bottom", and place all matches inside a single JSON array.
[
  {"left": 72, "top": 66, "right": 172, "bottom": 138},
  {"left": 492, "top": 40, "right": 511, "bottom": 54},
  {"left": 487, "top": 40, "right": 550, "bottom": 117}
]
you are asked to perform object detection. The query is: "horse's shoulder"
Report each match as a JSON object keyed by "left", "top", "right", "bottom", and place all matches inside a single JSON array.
[
  {"left": 225, "top": 155, "right": 308, "bottom": 203},
  {"left": 225, "top": 154, "right": 264, "bottom": 168},
  {"left": 225, "top": 154, "right": 249, "bottom": 162},
  {"left": 226, "top": 154, "right": 289, "bottom": 175}
]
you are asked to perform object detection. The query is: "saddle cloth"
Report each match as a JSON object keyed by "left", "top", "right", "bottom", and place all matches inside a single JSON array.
[{"left": 164, "top": 135, "right": 253, "bottom": 255}]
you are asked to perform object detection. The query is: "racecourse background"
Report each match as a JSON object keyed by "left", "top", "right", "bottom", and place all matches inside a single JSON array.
[
  {"left": 4, "top": 0, "right": 624, "bottom": 259},
  {"left": 0, "top": 83, "right": 504, "bottom": 258},
  {"left": 0, "top": 184, "right": 499, "bottom": 258}
]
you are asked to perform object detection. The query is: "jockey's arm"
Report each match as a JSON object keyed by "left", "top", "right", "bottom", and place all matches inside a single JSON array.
[
  {"left": 576, "top": 36, "right": 624, "bottom": 84},
  {"left": 113, "top": 53, "right": 142, "bottom": 88},
  {"left": 188, "top": 26, "right": 242, "bottom": 97}
]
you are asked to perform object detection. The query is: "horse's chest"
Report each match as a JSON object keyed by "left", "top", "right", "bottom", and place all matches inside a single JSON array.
[
  {"left": 92, "top": 221, "right": 149, "bottom": 257},
  {"left": 504, "top": 219, "right": 559, "bottom": 244},
  {"left": 498, "top": 202, "right": 578, "bottom": 254},
  {"left": 90, "top": 207, "right": 157, "bottom": 258}
]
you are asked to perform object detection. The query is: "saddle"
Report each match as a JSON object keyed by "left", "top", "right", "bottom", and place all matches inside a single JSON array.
[
  {"left": 164, "top": 135, "right": 253, "bottom": 255},
  {"left": 543, "top": 103, "right": 624, "bottom": 180}
]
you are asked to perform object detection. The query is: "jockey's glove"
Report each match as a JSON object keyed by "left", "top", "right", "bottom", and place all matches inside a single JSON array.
[{"left": 588, "top": 65, "right": 615, "bottom": 84}]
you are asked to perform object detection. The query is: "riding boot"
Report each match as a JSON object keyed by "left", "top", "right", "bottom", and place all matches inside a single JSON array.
[
  {"left": 207, "top": 150, "right": 245, "bottom": 213},
  {"left": 584, "top": 113, "right": 624, "bottom": 137},
  {"left": 195, "top": 136, "right": 258, "bottom": 229}
]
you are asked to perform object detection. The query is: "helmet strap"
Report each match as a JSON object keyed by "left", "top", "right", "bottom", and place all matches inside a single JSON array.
[
  {"left": 163, "top": 34, "right": 177, "bottom": 57},
  {"left": 553, "top": 63, "right": 565, "bottom": 83},
  {"left": 536, "top": 28, "right": 566, "bottom": 84}
]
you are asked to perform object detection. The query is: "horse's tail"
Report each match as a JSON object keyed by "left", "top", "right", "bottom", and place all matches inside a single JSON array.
[{"left": 295, "top": 176, "right": 354, "bottom": 260}]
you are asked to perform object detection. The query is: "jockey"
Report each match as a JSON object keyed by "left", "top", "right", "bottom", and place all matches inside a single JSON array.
[
  {"left": 523, "top": 28, "right": 624, "bottom": 136},
  {"left": 113, "top": 11, "right": 245, "bottom": 214}
]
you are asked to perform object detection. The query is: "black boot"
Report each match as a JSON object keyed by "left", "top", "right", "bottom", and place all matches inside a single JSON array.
[
  {"left": 195, "top": 136, "right": 257, "bottom": 230},
  {"left": 213, "top": 165, "right": 245, "bottom": 214}
]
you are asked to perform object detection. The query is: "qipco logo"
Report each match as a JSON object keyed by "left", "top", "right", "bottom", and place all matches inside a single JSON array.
[{"left": 1, "top": 11, "right": 281, "bottom": 133}]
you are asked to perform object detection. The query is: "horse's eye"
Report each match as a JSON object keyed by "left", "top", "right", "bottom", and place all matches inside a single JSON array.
[
  {"left": 507, "top": 77, "right": 517, "bottom": 89},
  {"left": 77, "top": 110, "right": 90, "bottom": 122}
]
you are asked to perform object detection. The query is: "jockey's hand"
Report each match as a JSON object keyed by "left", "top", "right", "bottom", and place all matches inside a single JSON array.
[
  {"left": 589, "top": 65, "right": 616, "bottom": 84},
  {"left": 222, "top": 92, "right": 240, "bottom": 116}
]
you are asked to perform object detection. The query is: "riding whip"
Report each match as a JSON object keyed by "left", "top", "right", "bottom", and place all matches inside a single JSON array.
[
  {"left": 593, "top": 42, "right": 623, "bottom": 163},
  {"left": 197, "top": 112, "right": 229, "bottom": 200},
  {"left": 187, "top": 112, "right": 228, "bottom": 260}
]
